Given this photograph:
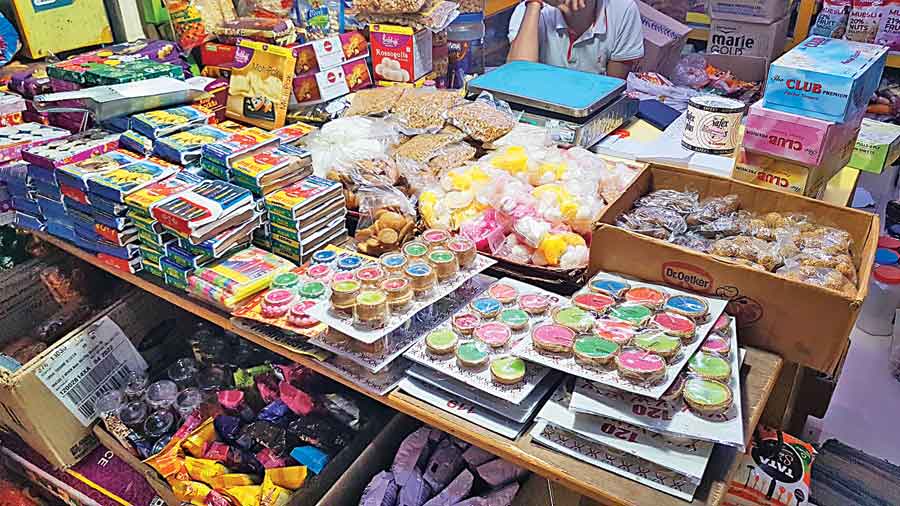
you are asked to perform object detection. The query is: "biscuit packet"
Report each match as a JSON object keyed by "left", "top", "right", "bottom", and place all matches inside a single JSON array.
[{"left": 227, "top": 40, "right": 297, "bottom": 129}]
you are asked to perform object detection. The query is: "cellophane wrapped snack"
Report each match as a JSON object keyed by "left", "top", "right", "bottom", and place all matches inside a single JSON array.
[
  {"left": 445, "top": 95, "right": 517, "bottom": 144},
  {"left": 391, "top": 89, "right": 465, "bottom": 133},
  {"left": 616, "top": 190, "right": 859, "bottom": 293},
  {"left": 304, "top": 116, "right": 401, "bottom": 175},
  {"left": 391, "top": 129, "right": 466, "bottom": 163},
  {"left": 355, "top": 0, "right": 461, "bottom": 32},
  {"left": 427, "top": 142, "right": 477, "bottom": 172},
  {"left": 344, "top": 87, "right": 407, "bottom": 117},
  {"left": 354, "top": 0, "right": 427, "bottom": 15},
  {"left": 166, "top": 0, "right": 237, "bottom": 49}
]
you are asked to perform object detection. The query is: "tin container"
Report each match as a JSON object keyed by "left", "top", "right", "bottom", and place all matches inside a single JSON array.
[{"left": 682, "top": 95, "right": 746, "bottom": 155}]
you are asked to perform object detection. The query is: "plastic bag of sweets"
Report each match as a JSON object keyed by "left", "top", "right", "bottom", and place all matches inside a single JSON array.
[
  {"left": 723, "top": 427, "right": 816, "bottom": 506},
  {"left": 812, "top": 0, "right": 852, "bottom": 38}
]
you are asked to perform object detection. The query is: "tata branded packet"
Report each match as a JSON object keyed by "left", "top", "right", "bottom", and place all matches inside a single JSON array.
[{"left": 764, "top": 36, "right": 887, "bottom": 122}]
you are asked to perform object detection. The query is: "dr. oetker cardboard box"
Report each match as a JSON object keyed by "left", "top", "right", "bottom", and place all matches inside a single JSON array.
[
  {"left": 708, "top": 14, "right": 789, "bottom": 62},
  {"left": 743, "top": 100, "right": 864, "bottom": 167},
  {"left": 764, "top": 36, "right": 888, "bottom": 122},
  {"left": 637, "top": 1, "right": 691, "bottom": 76},
  {"left": 849, "top": 118, "right": 900, "bottom": 174},
  {"left": 707, "top": 0, "right": 789, "bottom": 23},
  {"left": 594, "top": 164, "right": 879, "bottom": 373}
]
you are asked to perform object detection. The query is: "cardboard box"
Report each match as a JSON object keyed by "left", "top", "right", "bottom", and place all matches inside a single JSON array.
[
  {"left": 596, "top": 164, "right": 879, "bottom": 373},
  {"left": 733, "top": 147, "right": 847, "bottom": 198},
  {"left": 292, "top": 56, "right": 373, "bottom": 105},
  {"left": 290, "top": 31, "right": 370, "bottom": 75},
  {"left": 636, "top": 1, "right": 691, "bottom": 75},
  {"left": 370, "top": 24, "right": 433, "bottom": 83},
  {"left": 707, "top": 0, "right": 789, "bottom": 23},
  {"left": 849, "top": 118, "right": 900, "bottom": 174},
  {"left": 708, "top": 14, "right": 789, "bottom": 62},
  {"left": 764, "top": 36, "right": 888, "bottom": 123},
  {"left": 318, "top": 415, "right": 538, "bottom": 506},
  {"left": 704, "top": 53, "right": 770, "bottom": 84},
  {"left": 743, "top": 100, "right": 864, "bottom": 167},
  {"left": 0, "top": 291, "right": 174, "bottom": 468}
]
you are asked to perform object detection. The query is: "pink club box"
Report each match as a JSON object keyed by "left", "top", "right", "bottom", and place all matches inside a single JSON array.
[{"left": 743, "top": 100, "right": 864, "bottom": 167}]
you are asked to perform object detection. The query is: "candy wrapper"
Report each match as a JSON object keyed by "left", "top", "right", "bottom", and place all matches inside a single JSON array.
[
  {"left": 266, "top": 466, "right": 308, "bottom": 490},
  {"left": 213, "top": 17, "right": 297, "bottom": 46},
  {"left": 259, "top": 473, "right": 292, "bottom": 506},
  {"left": 290, "top": 446, "right": 329, "bottom": 474},
  {"left": 165, "top": 0, "right": 237, "bottom": 50}
]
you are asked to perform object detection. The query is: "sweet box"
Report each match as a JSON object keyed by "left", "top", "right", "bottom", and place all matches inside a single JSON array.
[
  {"left": 292, "top": 55, "right": 373, "bottom": 105},
  {"left": 849, "top": 118, "right": 900, "bottom": 174},
  {"left": 130, "top": 104, "right": 214, "bottom": 140},
  {"left": 764, "top": 36, "right": 888, "bottom": 122},
  {"left": 743, "top": 100, "right": 864, "bottom": 167},
  {"left": 370, "top": 24, "right": 433, "bottom": 83},
  {"left": 290, "top": 31, "right": 369, "bottom": 75},
  {"left": 733, "top": 148, "right": 837, "bottom": 197}
]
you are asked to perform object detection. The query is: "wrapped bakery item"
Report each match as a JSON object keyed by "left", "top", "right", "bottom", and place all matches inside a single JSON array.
[
  {"left": 709, "top": 236, "right": 783, "bottom": 271},
  {"left": 305, "top": 116, "right": 402, "bottom": 175},
  {"left": 392, "top": 130, "right": 467, "bottom": 163},
  {"left": 616, "top": 206, "right": 688, "bottom": 240},
  {"left": 793, "top": 226, "right": 853, "bottom": 255},
  {"left": 634, "top": 188, "right": 698, "bottom": 215},
  {"left": 776, "top": 265, "right": 856, "bottom": 295},
  {"left": 391, "top": 89, "right": 465, "bottom": 133},
  {"left": 685, "top": 194, "right": 739, "bottom": 226},
  {"left": 354, "top": 0, "right": 427, "bottom": 15},
  {"left": 427, "top": 142, "right": 477, "bottom": 173},
  {"left": 784, "top": 248, "right": 857, "bottom": 284}
]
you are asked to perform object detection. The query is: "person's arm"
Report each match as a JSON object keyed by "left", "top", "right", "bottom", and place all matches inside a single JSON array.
[
  {"left": 607, "top": 0, "right": 644, "bottom": 78},
  {"left": 507, "top": 1, "right": 543, "bottom": 62}
]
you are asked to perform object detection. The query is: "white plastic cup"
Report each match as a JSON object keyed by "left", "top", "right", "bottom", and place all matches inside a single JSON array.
[{"left": 857, "top": 265, "right": 900, "bottom": 336}]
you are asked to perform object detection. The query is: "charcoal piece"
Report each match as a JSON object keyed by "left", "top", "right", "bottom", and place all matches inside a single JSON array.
[
  {"left": 462, "top": 446, "right": 494, "bottom": 468},
  {"left": 422, "top": 469, "right": 473, "bottom": 506},
  {"left": 359, "top": 471, "right": 399, "bottom": 506},
  {"left": 243, "top": 421, "right": 288, "bottom": 456},
  {"left": 475, "top": 459, "right": 528, "bottom": 488},
  {"left": 391, "top": 428, "right": 434, "bottom": 487},
  {"left": 423, "top": 439, "right": 465, "bottom": 491},
  {"left": 397, "top": 470, "right": 432, "bottom": 506}
]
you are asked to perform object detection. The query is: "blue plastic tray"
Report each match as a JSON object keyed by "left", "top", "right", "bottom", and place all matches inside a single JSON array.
[{"left": 467, "top": 61, "right": 626, "bottom": 118}]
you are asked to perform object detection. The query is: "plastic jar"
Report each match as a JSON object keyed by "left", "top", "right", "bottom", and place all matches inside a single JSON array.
[
  {"left": 857, "top": 265, "right": 900, "bottom": 336},
  {"left": 876, "top": 248, "right": 900, "bottom": 265},
  {"left": 448, "top": 13, "right": 485, "bottom": 89}
]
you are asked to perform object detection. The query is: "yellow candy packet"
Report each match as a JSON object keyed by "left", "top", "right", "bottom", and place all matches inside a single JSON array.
[
  {"left": 184, "top": 456, "right": 229, "bottom": 484},
  {"left": 172, "top": 480, "right": 213, "bottom": 506},
  {"left": 182, "top": 418, "right": 218, "bottom": 458},
  {"left": 208, "top": 473, "right": 259, "bottom": 490},
  {"left": 259, "top": 473, "right": 292, "bottom": 506},
  {"left": 265, "top": 465, "right": 308, "bottom": 490},
  {"left": 223, "top": 485, "right": 262, "bottom": 506}
]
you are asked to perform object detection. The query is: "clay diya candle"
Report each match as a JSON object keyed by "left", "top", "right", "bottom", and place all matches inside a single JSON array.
[
  {"left": 624, "top": 287, "right": 668, "bottom": 309},
  {"left": 632, "top": 332, "right": 682, "bottom": 361},
  {"left": 456, "top": 341, "right": 490, "bottom": 367},
  {"left": 470, "top": 297, "right": 502, "bottom": 319},
  {"left": 353, "top": 290, "right": 389, "bottom": 328},
  {"left": 701, "top": 335, "right": 731, "bottom": 357},
  {"left": 488, "top": 283, "right": 518, "bottom": 304},
  {"left": 589, "top": 279, "right": 630, "bottom": 299},
  {"left": 491, "top": 356, "right": 526, "bottom": 384},
  {"left": 382, "top": 277, "right": 413, "bottom": 311},
  {"left": 683, "top": 378, "right": 732, "bottom": 415},
  {"left": 594, "top": 318, "right": 638, "bottom": 345},
  {"left": 664, "top": 295, "right": 709, "bottom": 319},
  {"left": 573, "top": 336, "right": 619, "bottom": 366},
  {"left": 356, "top": 265, "right": 386, "bottom": 288},
  {"left": 428, "top": 249, "right": 459, "bottom": 281},
  {"left": 380, "top": 252, "right": 408, "bottom": 274},
  {"left": 451, "top": 312, "right": 481, "bottom": 335},
  {"left": 552, "top": 307, "right": 595, "bottom": 333},
  {"left": 330, "top": 279, "right": 361, "bottom": 313},
  {"left": 406, "top": 262, "right": 437, "bottom": 296},
  {"left": 261, "top": 289, "right": 295, "bottom": 318},
  {"left": 651, "top": 312, "right": 696, "bottom": 340},
  {"left": 615, "top": 348, "right": 667, "bottom": 382},
  {"left": 572, "top": 293, "right": 615, "bottom": 313},
  {"left": 422, "top": 228, "right": 450, "bottom": 249},
  {"left": 402, "top": 241, "right": 429, "bottom": 261},
  {"left": 687, "top": 352, "right": 731, "bottom": 382},
  {"left": 425, "top": 328, "right": 458, "bottom": 355},
  {"left": 474, "top": 322, "right": 512, "bottom": 348},
  {"left": 447, "top": 236, "right": 476, "bottom": 268},
  {"left": 518, "top": 293, "right": 550, "bottom": 315},
  {"left": 531, "top": 324, "right": 576, "bottom": 353},
  {"left": 499, "top": 308, "right": 529, "bottom": 331},
  {"left": 608, "top": 304, "right": 652, "bottom": 327}
]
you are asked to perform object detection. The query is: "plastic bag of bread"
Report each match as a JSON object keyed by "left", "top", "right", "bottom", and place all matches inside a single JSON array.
[
  {"left": 784, "top": 248, "right": 857, "bottom": 284},
  {"left": 344, "top": 87, "right": 406, "bottom": 117},
  {"left": 616, "top": 206, "right": 688, "bottom": 240},
  {"left": 354, "top": 185, "right": 416, "bottom": 256},
  {"left": 776, "top": 265, "right": 856, "bottom": 295},
  {"left": 427, "top": 142, "right": 477, "bottom": 173},
  {"left": 305, "top": 116, "right": 400, "bottom": 174},
  {"left": 685, "top": 194, "right": 739, "bottom": 226},
  {"left": 709, "top": 236, "right": 783, "bottom": 271},
  {"left": 794, "top": 225, "right": 853, "bottom": 255},
  {"left": 445, "top": 95, "right": 517, "bottom": 144},
  {"left": 634, "top": 188, "right": 699, "bottom": 215}
]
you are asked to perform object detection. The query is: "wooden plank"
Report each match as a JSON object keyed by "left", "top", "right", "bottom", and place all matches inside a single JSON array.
[{"left": 37, "top": 232, "right": 783, "bottom": 506}]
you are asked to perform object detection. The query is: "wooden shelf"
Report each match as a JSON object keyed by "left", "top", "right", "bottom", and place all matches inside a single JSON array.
[{"left": 37, "top": 232, "right": 783, "bottom": 506}]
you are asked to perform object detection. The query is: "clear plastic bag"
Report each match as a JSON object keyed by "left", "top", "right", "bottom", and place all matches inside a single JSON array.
[
  {"left": 356, "top": 0, "right": 460, "bottom": 32},
  {"left": 483, "top": 123, "right": 554, "bottom": 150},
  {"left": 166, "top": 0, "right": 237, "bottom": 49},
  {"left": 354, "top": 0, "right": 427, "bottom": 15},
  {"left": 304, "top": 116, "right": 401, "bottom": 175},
  {"left": 445, "top": 94, "right": 517, "bottom": 143},
  {"left": 237, "top": 0, "right": 293, "bottom": 18},
  {"left": 776, "top": 265, "right": 856, "bottom": 295},
  {"left": 709, "top": 236, "right": 783, "bottom": 272},
  {"left": 616, "top": 206, "right": 688, "bottom": 240},
  {"left": 812, "top": 0, "right": 851, "bottom": 38},
  {"left": 784, "top": 248, "right": 857, "bottom": 284},
  {"left": 392, "top": 131, "right": 466, "bottom": 163},
  {"left": 427, "top": 141, "right": 477, "bottom": 172},
  {"left": 635, "top": 189, "right": 699, "bottom": 215},
  {"left": 212, "top": 17, "right": 296, "bottom": 45},
  {"left": 354, "top": 186, "right": 417, "bottom": 255},
  {"left": 685, "top": 194, "right": 739, "bottom": 227},
  {"left": 391, "top": 89, "right": 465, "bottom": 133},
  {"left": 344, "top": 87, "right": 407, "bottom": 117},
  {"left": 626, "top": 72, "right": 700, "bottom": 112},
  {"left": 672, "top": 54, "right": 710, "bottom": 89}
]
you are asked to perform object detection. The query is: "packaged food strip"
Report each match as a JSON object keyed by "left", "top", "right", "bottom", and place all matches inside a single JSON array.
[
  {"left": 531, "top": 421, "right": 699, "bottom": 502},
  {"left": 406, "top": 364, "right": 562, "bottom": 424},
  {"left": 404, "top": 277, "right": 558, "bottom": 404},
  {"left": 568, "top": 317, "right": 745, "bottom": 449},
  {"left": 305, "top": 253, "right": 496, "bottom": 344},
  {"left": 535, "top": 382, "right": 714, "bottom": 485},
  {"left": 511, "top": 271, "right": 727, "bottom": 400},
  {"left": 311, "top": 275, "right": 494, "bottom": 373}
]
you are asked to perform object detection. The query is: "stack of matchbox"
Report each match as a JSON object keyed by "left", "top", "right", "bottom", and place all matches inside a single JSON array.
[
  {"left": 706, "top": 0, "right": 788, "bottom": 65},
  {"left": 733, "top": 37, "right": 888, "bottom": 197},
  {"left": 264, "top": 175, "right": 347, "bottom": 263}
]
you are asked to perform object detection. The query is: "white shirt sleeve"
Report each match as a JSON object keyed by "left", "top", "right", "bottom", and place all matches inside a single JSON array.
[
  {"left": 609, "top": 0, "right": 645, "bottom": 62},
  {"left": 508, "top": 2, "right": 528, "bottom": 42}
]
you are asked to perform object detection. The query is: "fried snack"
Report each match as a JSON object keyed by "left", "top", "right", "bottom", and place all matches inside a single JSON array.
[
  {"left": 392, "top": 89, "right": 464, "bottom": 131},
  {"left": 344, "top": 87, "right": 406, "bottom": 117},
  {"left": 634, "top": 189, "right": 698, "bottom": 214},
  {"left": 709, "top": 236, "right": 783, "bottom": 271},
  {"left": 776, "top": 265, "right": 856, "bottom": 295},
  {"left": 787, "top": 248, "right": 857, "bottom": 283},
  {"left": 686, "top": 194, "right": 739, "bottom": 226},
  {"left": 794, "top": 226, "right": 853, "bottom": 254},
  {"left": 427, "top": 142, "right": 477, "bottom": 172},
  {"left": 616, "top": 206, "right": 688, "bottom": 239},
  {"left": 446, "top": 100, "right": 516, "bottom": 143},
  {"left": 355, "top": 209, "right": 416, "bottom": 256},
  {"left": 392, "top": 132, "right": 464, "bottom": 163}
]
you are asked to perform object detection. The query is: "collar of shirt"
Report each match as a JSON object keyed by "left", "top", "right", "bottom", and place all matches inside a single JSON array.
[{"left": 551, "top": 0, "right": 608, "bottom": 45}]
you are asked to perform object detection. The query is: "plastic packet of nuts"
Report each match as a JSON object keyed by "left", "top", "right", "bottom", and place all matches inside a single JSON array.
[
  {"left": 445, "top": 93, "right": 518, "bottom": 144},
  {"left": 344, "top": 87, "right": 407, "bottom": 117},
  {"left": 427, "top": 141, "right": 476, "bottom": 172},
  {"left": 775, "top": 264, "right": 856, "bottom": 295},
  {"left": 708, "top": 236, "right": 783, "bottom": 272},
  {"left": 354, "top": 0, "right": 427, "bottom": 14},
  {"left": 355, "top": 0, "right": 461, "bottom": 32},
  {"left": 390, "top": 89, "right": 465, "bottom": 133},
  {"left": 391, "top": 130, "right": 465, "bottom": 163}
]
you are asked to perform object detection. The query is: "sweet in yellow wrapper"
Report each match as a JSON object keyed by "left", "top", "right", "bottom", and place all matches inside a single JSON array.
[
  {"left": 266, "top": 465, "right": 308, "bottom": 490},
  {"left": 173, "top": 480, "right": 214, "bottom": 505},
  {"left": 223, "top": 485, "right": 262, "bottom": 506},
  {"left": 185, "top": 456, "right": 229, "bottom": 483},
  {"left": 208, "top": 473, "right": 259, "bottom": 490},
  {"left": 182, "top": 418, "right": 218, "bottom": 457},
  {"left": 259, "top": 473, "right": 292, "bottom": 506}
]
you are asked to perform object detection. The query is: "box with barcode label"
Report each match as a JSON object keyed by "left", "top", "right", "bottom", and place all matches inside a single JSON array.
[{"left": 0, "top": 290, "right": 175, "bottom": 468}]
